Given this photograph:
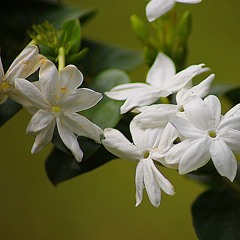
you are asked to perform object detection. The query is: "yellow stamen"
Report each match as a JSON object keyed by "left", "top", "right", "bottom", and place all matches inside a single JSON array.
[
  {"left": 143, "top": 150, "right": 150, "bottom": 159},
  {"left": 61, "top": 87, "right": 67, "bottom": 93},
  {"left": 51, "top": 106, "right": 61, "bottom": 113},
  {"left": 209, "top": 130, "right": 217, "bottom": 138},
  {"left": 0, "top": 82, "right": 10, "bottom": 90}
]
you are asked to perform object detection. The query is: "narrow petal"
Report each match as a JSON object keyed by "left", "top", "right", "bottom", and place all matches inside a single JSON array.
[
  {"left": 59, "top": 65, "right": 83, "bottom": 92},
  {"left": 150, "top": 160, "right": 175, "bottom": 195},
  {"left": 169, "top": 114, "right": 205, "bottom": 138},
  {"left": 129, "top": 120, "right": 145, "bottom": 148},
  {"left": 210, "top": 139, "right": 237, "bottom": 182},
  {"left": 146, "top": 0, "right": 175, "bottom": 22},
  {"left": 146, "top": 52, "right": 176, "bottom": 87},
  {"left": 0, "top": 56, "right": 5, "bottom": 81},
  {"left": 183, "top": 96, "right": 212, "bottom": 130},
  {"left": 204, "top": 95, "right": 222, "bottom": 128},
  {"left": 220, "top": 129, "right": 240, "bottom": 153},
  {"left": 166, "top": 64, "right": 208, "bottom": 93},
  {"left": 176, "top": 0, "right": 201, "bottom": 3},
  {"left": 135, "top": 161, "right": 144, "bottom": 207},
  {"left": 31, "top": 120, "right": 55, "bottom": 154},
  {"left": 105, "top": 83, "right": 150, "bottom": 100},
  {"left": 177, "top": 74, "right": 214, "bottom": 104},
  {"left": 179, "top": 137, "right": 211, "bottom": 174},
  {"left": 57, "top": 118, "right": 83, "bottom": 162},
  {"left": 143, "top": 128, "right": 164, "bottom": 149},
  {"left": 61, "top": 113, "right": 103, "bottom": 143},
  {"left": 39, "top": 60, "right": 59, "bottom": 105},
  {"left": 15, "top": 78, "right": 49, "bottom": 109},
  {"left": 6, "top": 45, "right": 42, "bottom": 83},
  {"left": 26, "top": 110, "right": 54, "bottom": 134},
  {"left": 102, "top": 128, "right": 141, "bottom": 161},
  {"left": 143, "top": 160, "right": 161, "bottom": 207},
  {"left": 120, "top": 87, "right": 169, "bottom": 114},
  {"left": 60, "top": 88, "right": 102, "bottom": 112}
]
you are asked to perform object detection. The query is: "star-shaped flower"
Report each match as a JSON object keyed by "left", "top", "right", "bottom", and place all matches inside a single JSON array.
[
  {"left": 0, "top": 45, "right": 43, "bottom": 104},
  {"left": 105, "top": 52, "right": 208, "bottom": 113},
  {"left": 146, "top": 0, "right": 202, "bottom": 22},
  {"left": 165, "top": 95, "right": 240, "bottom": 181},
  {"left": 102, "top": 120, "right": 175, "bottom": 207},
  {"left": 15, "top": 60, "right": 103, "bottom": 162}
]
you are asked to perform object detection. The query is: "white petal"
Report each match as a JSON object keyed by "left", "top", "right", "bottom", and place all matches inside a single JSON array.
[
  {"left": 59, "top": 65, "right": 83, "bottom": 91},
  {"left": 15, "top": 78, "right": 49, "bottom": 109},
  {"left": 169, "top": 114, "right": 204, "bottom": 138},
  {"left": 135, "top": 161, "right": 144, "bottom": 207},
  {"left": 177, "top": 74, "right": 215, "bottom": 104},
  {"left": 146, "top": 0, "right": 175, "bottom": 22},
  {"left": 102, "top": 128, "right": 141, "bottom": 161},
  {"left": 39, "top": 60, "right": 59, "bottom": 105},
  {"left": 143, "top": 160, "right": 161, "bottom": 207},
  {"left": 0, "top": 56, "right": 5, "bottom": 81},
  {"left": 60, "top": 88, "right": 102, "bottom": 112},
  {"left": 176, "top": 0, "right": 201, "bottom": 3},
  {"left": 6, "top": 45, "right": 42, "bottom": 83},
  {"left": 105, "top": 83, "right": 149, "bottom": 100},
  {"left": 61, "top": 113, "right": 103, "bottom": 143},
  {"left": 183, "top": 96, "right": 211, "bottom": 130},
  {"left": 129, "top": 120, "right": 145, "bottom": 148},
  {"left": 204, "top": 95, "right": 222, "bottom": 128},
  {"left": 166, "top": 64, "right": 208, "bottom": 93},
  {"left": 220, "top": 129, "right": 240, "bottom": 154},
  {"left": 26, "top": 110, "right": 54, "bottom": 134},
  {"left": 210, "top": 139, "right": 237, "bottom": 182},
  {"left": 146, "top": 52, "right": 176, "bottom": 87},
  {"left": 143, "top": 128, "right": 164, "bottom": 149},
  {"left": 150, "top": 160, "right": 175, "bottom": 195},
  {"left": 219, "top": 104, "right": 240, "bottom": 131},
  {"left": 179, "top": 137, "right": 211, "bottom": 174},
  {"left": 31, "top": 120, "right": 55, "bottom": 154},
  {"left": 57, "top": 118, "right": 83, "bottom": 162}
]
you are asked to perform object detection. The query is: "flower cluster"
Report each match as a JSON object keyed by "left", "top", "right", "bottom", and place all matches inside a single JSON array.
[{"left": 103, "top": 51, "right": 240, "bottom": 207}]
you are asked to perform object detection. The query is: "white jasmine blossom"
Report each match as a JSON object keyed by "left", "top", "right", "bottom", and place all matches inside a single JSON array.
[
  {"left": 133, "top": 73, "right": 215, "bottom": 129},
  {"left": 102, "top": 120, "right": 175, "bottom": 207},
  {"left": 15, "top": 60, "right": 103, "bottom": 162},
  {"left": 105, "top": 52, "right": 208, "bottom": 113},
  {"left": 0, "top": 45, "right": 44, "bottom": 105},
  {"left": 146, "top": 0, "right": 202, "bottom": 22},
  {"left": 165, "top": 95, "right": 240, "bottom": 181}
]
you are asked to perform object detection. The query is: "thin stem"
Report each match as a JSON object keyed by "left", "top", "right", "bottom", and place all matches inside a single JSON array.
[{"left": 58, "top": 47, "right": 65, "bottom": 71}]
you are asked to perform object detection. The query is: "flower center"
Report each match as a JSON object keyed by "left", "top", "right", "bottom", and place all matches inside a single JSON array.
[
  {"left": 208, "top": 130, "right": 217, "bottom": 138},
  {"left": 143, "top": 150, "right": 150, "bottom": 159},
  {"left": 178, "top": 105, "right": 184, "bottom": 112},
  {"left": 51, "top": 105, "right": 62, "bottom": 113},
  {"left": 61, "top": 87, "right": 67, "bottom": 94},
  {"left": 0, "top": 81, "right": 11, "bottom": 92}
]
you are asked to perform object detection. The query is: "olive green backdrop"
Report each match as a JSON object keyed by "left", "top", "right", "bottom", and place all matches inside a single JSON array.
[{"left": 0, "top": 0, "right": 240, "bottom": 239}]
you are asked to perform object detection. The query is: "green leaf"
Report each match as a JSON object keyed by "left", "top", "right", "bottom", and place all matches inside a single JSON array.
[
  {"left": 81, "top": 69, "right": 130, "bottom": 129},
  {"left": 78, "top": 39, "right": 143, "bottom": 77},
  {"left": 45, "top": 139, "right": 115, "bottom": 186},
  {"left": 0, "top": 99, "right": 22, "bottom": 127},
  {"left": 192, "top": 188, "right": 240, "bottom": 240},
  {"left": 59, "top": 19, "right": 81, "bottom": 55}
]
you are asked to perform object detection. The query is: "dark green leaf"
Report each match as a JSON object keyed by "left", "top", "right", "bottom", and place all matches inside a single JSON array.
[
  {"left": 78, "top": 39, "right": 143, "bottom": 77},
  {"left": 81, "top": 69, "right": 130, "bottom": 129},
  {"left": 45, "top": 139, "right": 115, "bottom": 186},
  {"left": 192, "top": 189, "right": 240, "bottom": 240},
  {"left": 0, "top": 99, "right": 22, "bottom": 127}
]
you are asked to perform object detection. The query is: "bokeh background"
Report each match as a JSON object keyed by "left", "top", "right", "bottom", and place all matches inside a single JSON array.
[{"left": 0, "top": 0, "right": 240, "bottom": 239}]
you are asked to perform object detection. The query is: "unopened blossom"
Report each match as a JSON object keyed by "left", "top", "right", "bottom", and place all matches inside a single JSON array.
[
  {"left": 15, "top": 60, "right": 103, "bottom": 162},
  {"left": 133, "top": 73, "right": 215, "bottom": 129},
  {"left": 105, "top": 52, "right": 208, "bottom": 113},
  {"left": 102, "top": 120, "right": 176, "bottom": 207},
  {"left": 165, "top": 95, "right": 240, "bottom": 181},
  {"left": 146, "top": 0, "right": 202, "bottom": 22},
  {"left": 0, "top": 45, "right": 43, "bottom": 104}
]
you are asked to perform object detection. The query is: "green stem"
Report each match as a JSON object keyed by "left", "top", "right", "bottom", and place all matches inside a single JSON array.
[{"left": 58, "top": 47, "right": 65, "bottom": 71}]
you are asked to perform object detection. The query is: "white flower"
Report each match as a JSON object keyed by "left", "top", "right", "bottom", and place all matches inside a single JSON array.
[
  {"left": 146, "top": 0, "right": 202, "bottom": 22},
  {"left": 105, "top": 52, "right": 208, "bottom": 113},
  {"left": 165, "top": 95, "right": 240, "bottom": 181},
  {"left": 0, "top": 45, "right": 43, "bottom": 104},
  {"left": 102, "top": 120, "right": 175, "bottom": 207},
  {"left": 133, "top": 73, "right": 215, "bottom": 129},
  {"left": 15, "top": 60, "right": 103, "bottom": 162}
]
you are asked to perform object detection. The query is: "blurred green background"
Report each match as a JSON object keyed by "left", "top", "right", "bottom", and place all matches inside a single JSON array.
[{"left": 1, "top": 0, "right": 240, "bottom": 239}]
